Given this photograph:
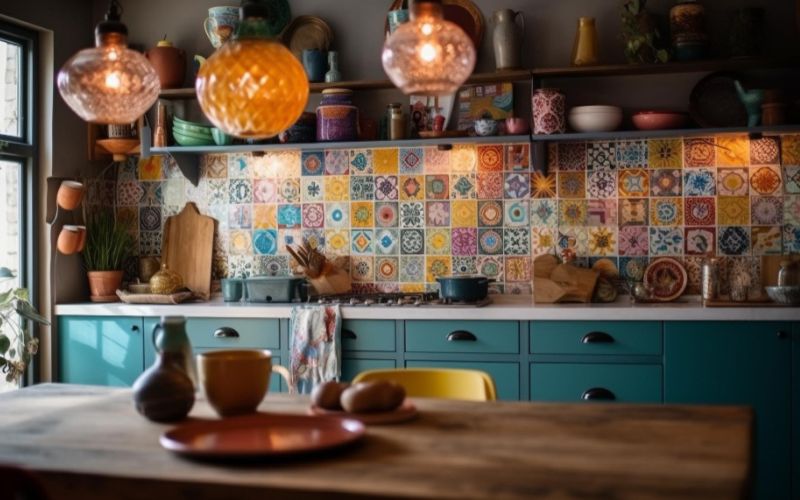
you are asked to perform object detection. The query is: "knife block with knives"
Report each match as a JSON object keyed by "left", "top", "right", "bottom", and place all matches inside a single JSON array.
[{"left": 287, "top": 243, "right": 351, "bottom": 295}]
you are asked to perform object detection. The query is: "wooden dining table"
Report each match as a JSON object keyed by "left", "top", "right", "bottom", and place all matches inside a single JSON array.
[{"left": 0, "top": 384, "right": 751, "bottom": 500}]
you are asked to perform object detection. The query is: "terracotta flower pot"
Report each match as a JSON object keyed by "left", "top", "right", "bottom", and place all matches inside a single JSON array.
[
  {"left": 57, "top": 226, "right": 82, "bottom": 255},
  {"left": 56, "top": 180, "right": 84, "bottom": 211},
  {"left": 87, "top": 270, "right": 123, "bottom": 302}
]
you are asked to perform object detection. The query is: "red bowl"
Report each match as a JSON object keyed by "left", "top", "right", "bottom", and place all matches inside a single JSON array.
[{"left": 632, "top": 111, "right": 689, "bottom": 131}]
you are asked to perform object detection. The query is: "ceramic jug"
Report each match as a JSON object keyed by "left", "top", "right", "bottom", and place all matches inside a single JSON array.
[
  {"left": 734, "top": 80, "right": 765, "bottom": 127},
  {"left": 145, "top": 39, "right": 186, "bottom": 89},
  {"left": 492, "top": 9, "right": 525, "bottom": 70},
  {"left": 571, "top": 17, "right": 599, "bottom": 66},
  {"left": 152, "top": 316, "right": 196, "bottom": 386},
  {"left": 132, "top": 351, "right": 195, "bottom": 422}
]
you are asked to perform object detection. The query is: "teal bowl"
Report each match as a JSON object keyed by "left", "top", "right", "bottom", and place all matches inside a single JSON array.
[
  {"left": 172, "top": 116, "right": 213, "bottom": 135},
  {"left": 173, "top": 131, "right": 215, "bottom": 147},
  {"left": 172, "top": 126, "right": 213, "bottom": 141},
  {"left": 211, "top": 128, "right": 234, "bottom": 146}
]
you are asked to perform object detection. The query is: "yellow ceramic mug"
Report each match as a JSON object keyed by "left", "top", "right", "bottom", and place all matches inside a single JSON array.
[{"left": 197, "top": 350, "right": 290, "bottom": 417}]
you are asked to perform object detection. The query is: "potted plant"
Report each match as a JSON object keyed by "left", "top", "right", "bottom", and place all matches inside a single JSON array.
[
  {"left": 0, "top": 270, "right": 49, "bottom": 387},
  {"left": 620, "top": 0, "right": 670, "bottom": 64},
  {"left": 83, "top": 210, "right": 133, "bottom": 302}
]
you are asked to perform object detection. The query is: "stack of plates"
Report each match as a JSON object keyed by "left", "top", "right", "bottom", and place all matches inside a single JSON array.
[{"left": 172, "top": 117, "right": 215, "bottom": 146}]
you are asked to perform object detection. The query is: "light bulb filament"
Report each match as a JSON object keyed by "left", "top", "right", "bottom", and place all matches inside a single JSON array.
[
  {"left": 105, "top": 71, "right": 121, "bottom": 89},
  {"left": 420, "top": 43, "right": 437, "bottom": 62}
]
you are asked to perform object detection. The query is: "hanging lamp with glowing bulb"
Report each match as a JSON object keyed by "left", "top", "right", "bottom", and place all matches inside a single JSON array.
[
  {"left": 382, "top": 0, "right": 476, "bottom": 96},
  {"left": 195, "top": 1, "right": 309, "bottom": 139},
  {"left": 57, "top": 0, "right": 160, "bottom": 124}
]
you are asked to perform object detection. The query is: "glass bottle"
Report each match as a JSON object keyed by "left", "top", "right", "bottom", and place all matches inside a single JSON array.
[{"left": 388, "top": 103, "right": 407, "bottom": 140}]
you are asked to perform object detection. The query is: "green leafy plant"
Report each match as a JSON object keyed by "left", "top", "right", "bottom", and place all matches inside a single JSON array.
[
  {"left": 620, "top": 0, "right": 670, "bottom": 64},
  {"left": 82, "top": 210, "right": 133, "bottom": 271},
  {"left": 0, "top": 286, "right": 49, "bottom": 384}
]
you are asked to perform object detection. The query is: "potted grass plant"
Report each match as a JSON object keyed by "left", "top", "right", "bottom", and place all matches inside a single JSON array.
[{"left": 83, "top": 210, "right": 133, "bottom": 302}]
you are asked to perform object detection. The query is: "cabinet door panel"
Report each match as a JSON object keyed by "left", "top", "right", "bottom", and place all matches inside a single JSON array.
[
  {"left": 185, "top": 318, "right": 280, "bottom": 349},
  {"left": 531, "top": 321, "right": 661, "bottom": 355},
  {"left": 341, "top": 320, "right": 395, "bottom": 352},
  {"left": 405, "top": 360, "right": 519, "bottom": 401},
  {"left": 405, "top": 321, "right": 518, "bottom": 354},
  {"left": 531, "top": 363, "right": 661, "bottom": 403},
  {"left": 341, "top": 358, "right": 396, "bottom": 382}
]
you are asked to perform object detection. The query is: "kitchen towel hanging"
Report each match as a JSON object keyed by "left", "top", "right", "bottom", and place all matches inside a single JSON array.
[{"left": 289, "top": 305, "right": 341, "bottom": 394}]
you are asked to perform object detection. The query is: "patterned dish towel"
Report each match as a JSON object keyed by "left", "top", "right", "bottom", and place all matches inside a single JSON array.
[{"left": 289, "top": 305, "right": 341, "bottom": 394}]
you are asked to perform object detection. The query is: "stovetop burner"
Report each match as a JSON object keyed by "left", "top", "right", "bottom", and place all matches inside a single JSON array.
[{"left": 311, "top": 292, "right": 492, "bottom": 307}]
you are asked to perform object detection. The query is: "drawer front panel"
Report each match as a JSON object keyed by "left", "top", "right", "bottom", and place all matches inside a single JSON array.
[
  {"left": 185, "top": 318, "right": 280, "bottom": 349},
  {"left": 531, "top": 363, "right": 662, "bottom": 403},
  {"left": 341, "top": 358, "right": 396, "bottom": 382},
  {"left": 405, "top": 321, "right": 519, "bottom": 354},
  {"left": 342, "top": 320, "right": 395, "bottom": 352},
  {"left": 406, "top": 360, "right": 520, "bottom": 401},
  {"left": 530, "top": 321, "right": 661, "bottom": 355}
]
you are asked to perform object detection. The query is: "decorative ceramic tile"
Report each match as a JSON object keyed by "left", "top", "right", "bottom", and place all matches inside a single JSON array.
[
  {"left": 229, "top": 229, "right": 253, "bottom": 255},
  {"left": 557, "top": 228, "right": 588, "bottom": 258},
  {"left": 399, "top": 201, "right": 424, "bottom": 228},
  {"left": 226, "top": 255, "right": 254, "bottom": 278},
  {"left": 683, "top": 168, "right": 715, "bottom": 197},
  {"left": 277, "top": 204, "right": 301, "bottom": 228},
  {"left": 784, "top": 195, "right": 800, "bottom": 224},
  {"left": 557, "top": 142, "right": 587, "bottom": 171},
  {"left": 274, "top": 151, "right": 302, "bottom": 178},
  {"left": 206, "top": 179, "right": 228, "bottom": 206},
  {"left": 425, "top": 256, "right": 451, "bottom": 283},
  {"left": 451, "top": 145, "right": 477, "bottom": 173},
  {"left": 750, "top": 137, "right": 781, "bottom": 165},
  {"left": 783, "top": 225, "right": 800, "bottom": 253},
  {"left": 782, "top": 135, "right": 800, "bottom": 165},
  {"left": 304, "top": 231, "right": 326, "bottom": 254},
  {"left": 649, "top": 227, "right": 683, "bottom": 256},
  {"left": 323, "top": 202, "right": 348, "bottom": 228},
  {"left": 349, "top": 149, "right": 373, "bottom": 174},
  {"left": 399, "top": 175, "right": 425, "bottom": 201},
  {"left": 349, "top": 175, "right": 374, "bottom": 201},
  {"left": 253, "top": 204, "right": 277, "bottom": 229},
  {"left": 252, "top": 229, "right": 278, "bottom": 255},
  {"left": 351, "top": 230, "right": 374, "bottom": 254},
  {"left": 619, "top": 256, "right": 648, "bottom": 282},
  {"left": 588, "top": 227, "right": 617, "bottom": 256},
  {"left": 253, "top": 179, "right": 277, "bottom": 204},
  {"left": 557, "top": 171, "right": 585, "bottom": 199},
  {"left": 684, "top": 197, "right": 715, "bottom": 226},
  {"left": 529, "top": 199, "right": 557, "bottom": 227},
  {"left": 374, "top": 175, "right": 399, "bottom": 201},
  {"left": 324, "top": 150, "right": 349, "bottom": 175},
  {"left": 503, "top": 228, "right": 530, "bottom": 255},
  {"left": 229, "top": 204, "right": 252, "bottom": 229},
  {"left": 587, "top": 170, "right": 617, "bottom": 198},
  {"left": 374, "top": 202, "right": 399, "bottom": 228},
  {"left": 503, "top": 173, "right": 530, "bottom": 199},
  {"left": 118, "top": 181, "right": 144, "bottom": 206},
  {"left": 118, "top": 158, "right": 138, "bottom": 182},
  {"left": 685, "top": 227, "right": 715, "bottom": 255},
  {"left": 504, "top": 256, "right": 530, "bottom": 282},
  {"left": 375, "top": 228, "right": 399, "bottom": 255},
  {"left": 207, "top": 205, "right": 228, "bottom": 230},
  {"left": 424, "top": 147, "right": 450, "bottom": 173},
  {"left": 373, "top": 148, "right": 399, "bottom": 174},
  {"left": 717, "top": 196, "right": 750, "bottom": 226},
  {"left": 587, "top": 199, "right": 617, "bottom": 227},
  {"left": 300, "top": 151, "right": 324, "bottom": 176},
  {"left": 477, "top": 145, "right": 504, "bottom": 172},
  {"left": 278, "top": 178, "right": 300, "bottom": 203},
  {"left": 301, "top": 178, "right": 323, "bottom": 202},
  {"left": 504, "top": 200, "right": 529, "bottom": 227},
  {"left": 399, "top": 148, "right": 424, "bottom": 174},
  {"left": 138, "top": 181, "right": 162, "bottom": 207},
  {"left": 138, "top": 156, "right": 163, "bottom": 180},
  {"left": 750, "top": 197, "right": 782, "bottom": 225},
  {"left": 751, "top": 226, "right": 782, "bottom": 255},
  {"left": 648, "top": 138, "right": 682, "bottom": 169},
  {"left": 618, "top": 169, "right": 649, "bottom": 197},
  {"left": 226, "top": 179, "right": 251, "bottom": 204},
  {"left": 750, "top": 165, "right": 782, "bottom": 195},
  {"left": 202, "top": 154, "right": 228, "bottom": 178},
  {"left": 254, "top": 255, "right": 290, "bottom": 277},
  {"left": 350, "top": 201, "right": 374, "bottom": 228},
  {"left": 649, "top": 198, "right": 683, "bottom": 226},
  {"left": 587, "top": 141, "right": 616, "bottom": 170},
  {"left": 618, "top": 226, "right": 649, "bottom": 256},
  {"left": 425, "top": 174, "right": 450, "bottom": 200},
  {"left": 351, "top": 256, "right": 374, "bottom": 282},
  {"left": 117, "top": 206, "right": 138, "bottom": 231},
  {"left": 717, "top": 168, "right": 749, "bottom": 196},
  {"left": 400, "top": 255, "right": 425, "bottom": 282},
  {"left": 139, "top": 207, "right": 161, "bottom": 232},
  {"left": 682, "top": 256, "right": 703, "bottom": 294},
  {"left": 277, "top": 228, "right": 301, "bottom": 251},
  {"left": 478, "top": 228, "right": 503, "bottom": 255},
  {"left": 325, "top": 229, "right": 350, "bottom": 255},
  {"left": 718, "top": 226, "right": 750, "bottom": 255},
  {"left": 531, "top": 172, "right": 557, "bottom": 198},
  {"left": 648, "top": 169, "right": 681, "bottom": 197},
  {"left": 531, "top": 227, "right": 557, "bottom": 256},
  {"left": 558, "top": 199, "right": 588, "bottom": 227},
  {"left": 451, "top": 174, "right": 476, "bottom": 199},
  {"left": 324, "top": 176, "right": 350, "bottom": 201},
  {"left": 452, "top": 256, "right": 478, "bottom": 275},
  {"left": 474, "top": 172, "right": 502, "bottom": 200},
  {"left": 400, "top": 229, "right": 424, "bottom": 255},
  {"left": 425, "top": 201, "right": 450, "bottom": 227},
  {"left": 451, "top": 200, "right": 477, "bottom": 228},
  {"left": 426, "top": 228, "right": 451, "bottom": 255},
  {"left": 300, "top": 203, "right": 324, "bottom": 229},
  {"left": 477, "top": 256, "right": 504, "bottom": 280},
  {"left": 506, "top": 144, "right": 530, "bottom": 171},
  {"left": 683, "top": 138, "right": 715, "bottom": 167},
  {"left": 228, "top": 153, "right": 250, "bottom": 178},
  {"left": 715, "top": 136, "right": 749, "bottom": 167},
  {"left": 784, "top": 165, "right": 800, "bottom": 194},
  {"left": 375, "top": 256, "right": 399, "bottom": 281},
  {"left": 615, "top": 140, "right": 647, "bottom": 168}
]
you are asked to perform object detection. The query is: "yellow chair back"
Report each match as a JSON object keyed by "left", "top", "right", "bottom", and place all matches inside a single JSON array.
[{"left": 351, "top": 368, "right": 497, "bottom": 401}]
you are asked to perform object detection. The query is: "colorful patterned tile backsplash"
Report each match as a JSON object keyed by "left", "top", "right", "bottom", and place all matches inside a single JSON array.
[{"left": 122, "top": 135, "right": 800, "bottom": 293}]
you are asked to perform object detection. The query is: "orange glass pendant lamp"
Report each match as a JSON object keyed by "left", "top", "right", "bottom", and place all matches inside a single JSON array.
[
  {"left": 382, "top": 0, "right": 476, "bottom": 96},
  {"left": 196, "top": 2, "right": 309, "bottom": 139},
  {"left": 57, "top": 0, "right": 160, "bottom": 124}
]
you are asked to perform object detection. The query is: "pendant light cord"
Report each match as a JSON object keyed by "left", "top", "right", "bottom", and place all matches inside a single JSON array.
[{"left": 106, "top": 0, "right": 123, "bottom": 21}]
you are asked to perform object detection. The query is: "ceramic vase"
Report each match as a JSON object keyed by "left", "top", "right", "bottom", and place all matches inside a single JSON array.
[
  {"left": 145, "top": 42, "right": 186, "bottom": 89},
  {"left": 670, "top": 0, "right": 708, "bottom": 60},
  {"left": 152, "top": 315, "right": 197, "bottom": 386},
  {"left": 302, "top": 49, "right": 328, "bottom": 83},
  {"left": 532, "top": 88, "right": 566, "bottom": 135},
  {"left": 316, "top": 88, "right": 359, "bottom": 142},
  {"left": 133, "top": 351, "right": 195, "bottom": 423},
  {"left": 492, "top": 9, "right": 525, "bottom": 70},
  {"left": 571, "top": 17, "right": 599, "bottom": 66},
  {"left": 325, "top": 51, "right": 342, "bottom": 83}
]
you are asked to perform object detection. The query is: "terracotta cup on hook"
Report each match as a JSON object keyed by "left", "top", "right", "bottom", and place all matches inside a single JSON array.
[
  {"left": 57, "top": 225, "right": 82, "bottom": 255},
  {"left": 56, "top": 180, "right": 84, "bottom": 211},
  {"left": 75, "top": 225, "right": 87, "bottom": 252}
]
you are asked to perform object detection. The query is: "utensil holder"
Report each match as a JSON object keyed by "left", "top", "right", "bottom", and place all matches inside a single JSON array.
[{"left": 308, "top": 268, "right": 352, "bottom": 295}]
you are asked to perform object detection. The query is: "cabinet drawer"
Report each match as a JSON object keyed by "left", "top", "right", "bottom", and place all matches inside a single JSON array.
[
  {"left": 406, "top": 360, "right": 519, "bottom": 401},
  {"left": 341, "top": 358, "right": 396, "bottom": 382},
  {"left": 184, "top": 318, "right": 280, "bottom": 349},
  {"left": 405, "top": 321, "right": 518, "bottom": 354},
  {"left": 530, "top": 321, "right": 661, "bottom": 355},
  {"left": 531, "top": 363, "right": 662, "bottom": 403},
  {"left": 342, "top": 320, "right": 395, "bottom": 352}
]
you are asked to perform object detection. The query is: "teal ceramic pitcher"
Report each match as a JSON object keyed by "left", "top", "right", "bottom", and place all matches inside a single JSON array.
[{"left": 152, "top": 316, "right": 197, "bottom": 387}]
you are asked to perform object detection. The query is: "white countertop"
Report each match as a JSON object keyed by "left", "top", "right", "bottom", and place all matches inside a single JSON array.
[{"left": 54, "top": 295, "right": 800, "bottom": 321}]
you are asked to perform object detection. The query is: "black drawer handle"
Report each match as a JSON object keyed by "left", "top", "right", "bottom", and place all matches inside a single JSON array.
[
  {"left": 581, "top": 387, "right": 616, "bottom": 401},
  {"left": 214, "top": 327, "right": 240, "bottom": 339},
  {"left": 447, "top": 330, "right": 477, "bottom": 342},
  {"left": 581, "top": 331, "right": 614, "bottom": 344},
  {"left": 342, "top": 328, "right": 357, "bottom": 340},
  {"left": 131, "top": 325, "right": 140, "bottom": 333},
  {"left": 777, "top": 331, "right": 788, "bottom": 339}
]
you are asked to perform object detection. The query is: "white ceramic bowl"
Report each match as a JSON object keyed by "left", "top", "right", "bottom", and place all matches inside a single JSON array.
[{"left": 568, "top": 105, "right": 623, "bottom": 132}]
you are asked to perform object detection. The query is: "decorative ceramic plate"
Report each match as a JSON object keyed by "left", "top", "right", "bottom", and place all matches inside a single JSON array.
[
  {"left": 385, "top": 0, "right": 484, "bottom": 48},
  {"left": 309, "top": 399, "right": 418, "bottom": 425},
  {"left": 160, "top": 413, "right": 365, "bottom": 459},
  {"left": 689, "top": 72, "right": 748, "bottom": 128},
  {"left": 280, "top": 16, "right": 334, "bottom": 60},
  {"left": 643, "top": 257, "right": 688, "bottom": 302}
]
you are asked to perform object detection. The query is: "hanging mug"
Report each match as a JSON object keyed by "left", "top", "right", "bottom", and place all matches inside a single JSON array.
[{"left": 204, "top": 6, "right": 240, "bottom": 48}]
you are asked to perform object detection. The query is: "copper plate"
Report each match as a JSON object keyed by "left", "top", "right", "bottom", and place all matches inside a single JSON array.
[
  {"left": 309, "top": 399, "right": 418, "bottom": 425},
  {"left": 385, "top": 0, "right": 484, "bottom": 48},
  {"left": 281, "top": 15, "right": 334, "bottom": 60},
  {"left": 643, "top": 257, "right": 688, "bottom": 302},
  {"left": 160, "top": 412, "right": 365, "bottom": 458}
]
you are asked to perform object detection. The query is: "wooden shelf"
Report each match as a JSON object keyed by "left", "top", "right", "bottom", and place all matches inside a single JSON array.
[{"left": 529, "top": 124, "right": 800, "bottom": 142}]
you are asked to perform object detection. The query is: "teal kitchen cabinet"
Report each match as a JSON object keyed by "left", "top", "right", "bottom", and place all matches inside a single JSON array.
[
  {"left": 664, "top": 322, "right": 793, "bottom": 500},
  {"left": 531, "top": 321, "right": 661, "bottom": 356},
  {"left": 405, "top": 320, "right": 519, "bottom": 354},
  {"left": 531, "top": 363, "right": 662, "bottom": 403},
  {"left": 340, "top": 320, "right": 396, "bottom": 382},
  {"left": 58, "top": 316, "right": 145, "bottom": 387},
  {"left": 341, "top": 359, "right": 396, "bottom": 382}
]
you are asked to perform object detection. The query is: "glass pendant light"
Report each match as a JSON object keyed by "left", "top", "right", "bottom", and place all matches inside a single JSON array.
[
  {"left": 57, "top": 0, "right": 160, "bottom": 124},
  {"left": 382, "top": 0, "right": 476, "bottom": 96},
  {"left": 196, "top": 2, "right": 309, "bottom": 139}
]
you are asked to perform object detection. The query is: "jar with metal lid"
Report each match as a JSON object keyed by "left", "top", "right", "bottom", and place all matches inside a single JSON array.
[
  {"left": 316, "top": 88, "right": 359, "bottom": 142},
  {"left": 700, "top": 257, "right": 719, "bottom": 304},
  {"left": 388, "top": 103, "right": 407, "bottom": 140}
]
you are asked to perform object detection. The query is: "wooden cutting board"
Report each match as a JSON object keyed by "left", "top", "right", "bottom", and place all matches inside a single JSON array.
[{"left": 162, "top": 203, "right": 215, "bottom": 300}]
